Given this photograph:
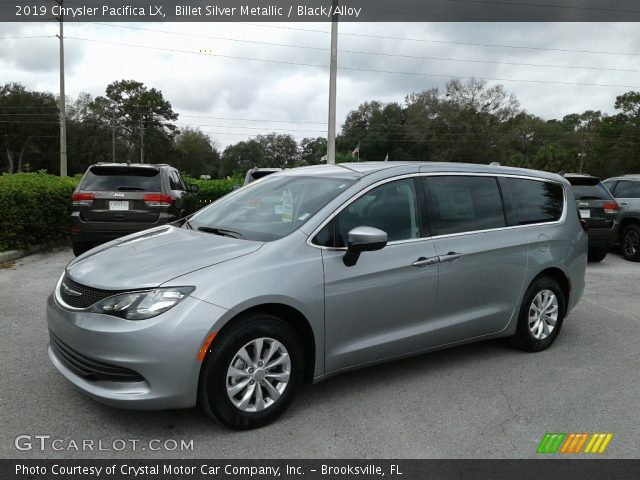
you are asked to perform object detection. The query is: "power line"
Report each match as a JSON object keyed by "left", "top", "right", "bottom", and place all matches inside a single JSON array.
[
  {"left": 64, "top": 36, "right": 640, "bottom": 89},
  {"left": 88, "top": 22, "right": 637, "bottom": 73},
  {"left": 241, "top": 23, "right": 640, "bottom": 58},
  {"left": 0, "top": 35, "right": 55, "bottom": 40}
]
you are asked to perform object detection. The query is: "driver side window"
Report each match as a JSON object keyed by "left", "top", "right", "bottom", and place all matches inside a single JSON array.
[{"left": 334, "top": 178, "right": 420, "bottom": 247}]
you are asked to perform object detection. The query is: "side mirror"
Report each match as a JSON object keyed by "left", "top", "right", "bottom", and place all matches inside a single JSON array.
[
  {"left": 189, "top": 184, "right": 199, "bottom": 193},
  {"left": 343, "top": 226, "right": 388, "bottom": 267}
]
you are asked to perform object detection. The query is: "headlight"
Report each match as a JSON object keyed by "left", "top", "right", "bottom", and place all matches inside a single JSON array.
[{"left": 90, "top": 287, "right": 195, "bottom": 320}]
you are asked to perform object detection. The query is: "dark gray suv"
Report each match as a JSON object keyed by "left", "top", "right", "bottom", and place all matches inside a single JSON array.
[
  {"left": 71, "top": 163, "right": 198, "bottom": 256},
  {"left": 564, "top": 173, "right": 618, "bottom": 262},
  {"left": 604, "top": 174, "right": 640, "bottom": 261}
]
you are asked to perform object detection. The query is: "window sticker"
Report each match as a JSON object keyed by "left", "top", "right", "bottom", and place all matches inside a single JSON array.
[{"left": 281, "top": 189, "right": 293, "bottom": 223}]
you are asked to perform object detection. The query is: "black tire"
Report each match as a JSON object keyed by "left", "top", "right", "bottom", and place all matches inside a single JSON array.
[
  {"left": 198, "top": 313, "right": 304, "bottom": 429},
  {"left": 511, "top": 276, "right": 566, "bottom": 352},
  {"left": 587, "top": 247, "right": 608, "bottom": 263},
  {"left": 621, "top": 224, "right": 640, "bottom": 262},
  {"left": 72, "top": 240, "right": 92, "bottom": 257}
]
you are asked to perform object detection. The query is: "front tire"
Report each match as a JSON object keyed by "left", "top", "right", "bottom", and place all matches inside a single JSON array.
[
  {"left": 588, "top": 247, "right": 608, "bottom": 263},
  {"left": 512, "top": 276, "right": 566, "bottom": 352},
  {"left": 198, "top": 313, "right": 304, "bottom": 429},
  {"left": 621, "top": 224, "right": 640, "bottom": 262}
]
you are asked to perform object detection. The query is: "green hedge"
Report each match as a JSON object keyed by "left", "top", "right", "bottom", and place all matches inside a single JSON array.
[
  {"left": 0, "top": 173, "right": 239, "bottom": 251},
  {"left": 0, "top": 173, "right": 79, "bottom": 251},
  {"left": 183, "top": 176, "right": 238, "bottom": 212}
]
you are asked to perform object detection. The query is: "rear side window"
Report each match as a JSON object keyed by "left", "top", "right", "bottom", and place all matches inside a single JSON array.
[
  {"left": 507, "top": 178, "right": 564, "bottom": 225},
  {"left": 81, "top": 166, "right": 161, "bottom": 192},
  {"left": 424, "top": 176, "right": 505, "bottom": 235},
  {"left": 168, "top": 170, "right": 185, "bottom": 191},
  {"left": 613, "top": 180, "right": 640, "bottom": 198}
]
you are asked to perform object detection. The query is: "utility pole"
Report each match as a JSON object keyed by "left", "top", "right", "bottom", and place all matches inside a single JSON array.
[
  {"left": 326, "top": 0, "right": 338, "bottom": 164},
  {"left": 140, "top": 116, "right": 144, "bottom": 164},
  {"left": 55, "top": 0, "right": 67, "bottom": 176},
  {"left": 111, "top": 111, "right": 116, "bottom": 162}
]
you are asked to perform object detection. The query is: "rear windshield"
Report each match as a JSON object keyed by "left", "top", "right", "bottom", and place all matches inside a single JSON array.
[
  {"left": 571, "top": 183, "right": 612, "bottom": 201},
  {"left": 81, "top": 166, "right": 161, "bottom": 192}
]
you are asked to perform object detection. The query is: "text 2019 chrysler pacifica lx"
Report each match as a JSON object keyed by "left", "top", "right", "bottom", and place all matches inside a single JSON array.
[{"left": 47, "top": 162, "right": 587, "bottom": 429}]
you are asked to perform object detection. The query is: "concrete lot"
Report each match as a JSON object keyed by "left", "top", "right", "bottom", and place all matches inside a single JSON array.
[{"left": 1, "top": 248, "right": 639, "bottom": 459}]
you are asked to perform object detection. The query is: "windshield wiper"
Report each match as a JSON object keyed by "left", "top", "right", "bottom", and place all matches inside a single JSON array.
[{"left": 197, "top": 226, "right": 242, "bottom": 238}]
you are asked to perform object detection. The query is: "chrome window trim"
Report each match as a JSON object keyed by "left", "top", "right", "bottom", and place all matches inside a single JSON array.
[{"left": 306, "top": 171, "right": 567, "bottom": 251}]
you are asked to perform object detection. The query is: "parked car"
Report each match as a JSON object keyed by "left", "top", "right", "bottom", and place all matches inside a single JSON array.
[
  {"left": 70, "top": 163, "right": 198, "bottom": 256},
  {"left": 48, "top": 162, "right": 586, "bottom": 429},
  {"left": 243, "top": 167, "right": 282, "bottom": 186},
  {"left": 603, "top": 174, "right": 640, "bottom": 261},
  {"left": 563, "top": 173, "right": 618, "bottom": 262}
]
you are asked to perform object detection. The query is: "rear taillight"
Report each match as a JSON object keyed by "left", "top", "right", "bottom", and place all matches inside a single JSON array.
[
  {"left": 72, "top": 192, "right": 94, "bottom": 206},
  {"left": 143, "top": 194, "right": 174, "bottom": 207},
  {"left": 603, "top": 202, "right": 619, "bottom": 214}
]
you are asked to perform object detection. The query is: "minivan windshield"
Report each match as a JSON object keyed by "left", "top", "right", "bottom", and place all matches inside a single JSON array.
[{"left": 188, "top": 175, "right": 355, "bottom": 241}]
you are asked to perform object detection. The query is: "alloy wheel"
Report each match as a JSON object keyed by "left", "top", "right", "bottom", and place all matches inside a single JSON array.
[
  {"left": 226, "top": 338, "right": 291, "bottom": 413},
  {"left": 528, "top": 289, "right": 559, "bottom": 340},
  {"left": 623, "top": 229, "right": 639, "bottom": 258}
]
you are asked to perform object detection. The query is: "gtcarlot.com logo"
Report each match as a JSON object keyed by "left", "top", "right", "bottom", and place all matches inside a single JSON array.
[{"left": 536, "top": 433, "right": 613, "bottom": 454}]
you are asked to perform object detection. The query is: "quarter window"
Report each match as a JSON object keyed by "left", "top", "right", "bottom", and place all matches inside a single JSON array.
[
  {"left": 334, "top": 178, "right": 420, "bottom": 246},
  {"left": 424, "top": 176, "right": 506, "bottom": 235},
  {"left": 613, "top": 180, "right": 640, "bottom": 198},
  {"left": 507, "top": 178, "right": 564, "bottom": 225}
]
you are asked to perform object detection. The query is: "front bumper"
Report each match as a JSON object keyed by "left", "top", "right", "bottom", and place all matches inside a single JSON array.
[{"left": 46, "top": 292, "right": 228, "bottom": 410}]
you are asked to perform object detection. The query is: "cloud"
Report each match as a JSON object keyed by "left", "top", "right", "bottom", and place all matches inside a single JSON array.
[{"left": 2, "top": 21, "right": 639, "bottom": 146}]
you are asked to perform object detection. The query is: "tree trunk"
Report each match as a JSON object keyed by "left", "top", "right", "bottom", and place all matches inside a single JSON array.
[
  {"left": 17, "top": 146, "right": 25, "bottom": 173},
  {"left": 6, "top": 147, "right": 14, "bottom": 173}
]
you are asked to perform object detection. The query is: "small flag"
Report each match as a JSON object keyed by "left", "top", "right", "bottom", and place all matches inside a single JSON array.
[
  {"left": 351, "top": 144, "right": 360, "bottom": 158},
  {"left": 384, "top": 152, "right": 389, "bottom": 162}
]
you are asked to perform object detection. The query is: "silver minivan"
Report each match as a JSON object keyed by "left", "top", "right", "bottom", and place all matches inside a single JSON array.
[{"left": 47, "top": 162, "right": 587, "bottom": 429}]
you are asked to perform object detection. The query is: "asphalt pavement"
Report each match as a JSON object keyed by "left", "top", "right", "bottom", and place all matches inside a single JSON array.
[{"left": 1, "top": 248, "right": 639, "bottom": 458}]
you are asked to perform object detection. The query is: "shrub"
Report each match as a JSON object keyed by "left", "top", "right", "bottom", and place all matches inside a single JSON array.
[
  {"left": 182, "top": 176, "right": 239, "bottom": 212},
  {"left": 0, "top": 172, "right": 80, "bottom": 251}
]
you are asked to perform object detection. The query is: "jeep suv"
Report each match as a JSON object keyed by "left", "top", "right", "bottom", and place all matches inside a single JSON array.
[
  {"left": 603, "top": 174, "right": 640, "bottom": 261},
  {"left": 564, "top": 173, "right": 618, "bottom": 262},
  {"left": 71, "top": 163, "right": 198, "bottom": 256}
]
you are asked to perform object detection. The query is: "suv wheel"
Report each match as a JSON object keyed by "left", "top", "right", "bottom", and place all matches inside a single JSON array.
[
  {"left": 587, "top": 247, "right": 608, "bottom": 263},
  {"left": 512, "top": 276, "right": 566, "bottom": 352},
  {"left": 621, "top": 224, "right": 640, "bottom": 262},
  {"left": 72, "top": 240, "right": 92, "bottom": 257},
  {"left": 198, "top": 313, "right": 303, "bottom": 429}
]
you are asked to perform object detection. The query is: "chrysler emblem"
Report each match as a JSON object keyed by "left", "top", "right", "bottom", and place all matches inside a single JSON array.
[{"left": 61, "top": 282, "right": 82, "bottom": 297}]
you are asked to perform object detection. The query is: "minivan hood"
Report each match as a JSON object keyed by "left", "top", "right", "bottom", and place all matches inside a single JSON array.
[{"left": 66, "top": 226, "right": 263, "bottom": 290}]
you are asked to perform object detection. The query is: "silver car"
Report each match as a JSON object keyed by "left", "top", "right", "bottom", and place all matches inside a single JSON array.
[{"left": 47, "top": 162, "right": 587, "bottom": 429}]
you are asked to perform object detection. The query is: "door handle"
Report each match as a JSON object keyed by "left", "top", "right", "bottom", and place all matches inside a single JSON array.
[
  {"left": 620, "top": 202, "right": 629, "bottom": 205},
  {"left": 412, "top": 256, "right": 439, "bottom": 267},
  {"left": 439, "top": 252, "right": 463, "bottom": 263}
]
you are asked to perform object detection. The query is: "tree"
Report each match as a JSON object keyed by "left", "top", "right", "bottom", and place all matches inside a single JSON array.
[
  {"left": 0, "top": 83, "right": 59, "bottom": 173},
  {"left": 172, "top": 127, "right": 220, "bottom": 177},
  {"left": 300, "top": 137, "right": 327, "bottom": 165},
  {"left": 89, "top": 80, "right": 178, "bottom": 163}
]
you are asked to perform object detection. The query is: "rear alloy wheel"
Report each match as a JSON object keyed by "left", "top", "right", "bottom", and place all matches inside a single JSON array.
[
  {"left": 587, "top": 247, "right": 608, "bottom": 263},
  {"left": 198, "top": 313, "right": 303, "bottom": 429},
  {"left": 512, "top": 276, "right": 566, "bottom": 352},
  {"left": 621, "top": 224, "right": 640, "bottom": 262}
]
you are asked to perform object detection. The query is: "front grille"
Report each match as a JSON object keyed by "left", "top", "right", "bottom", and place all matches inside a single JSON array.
[
  {"left": 59, "top": 275, "right": 124, "bottom": 309},
  {"left": 49, "top": 332, "right": 144, "bottom": 382}
]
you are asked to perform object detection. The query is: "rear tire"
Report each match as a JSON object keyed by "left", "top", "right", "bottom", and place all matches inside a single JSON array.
[
  {"left": 587, "top": 247, "right": 608, "bottom": 263},
  {"left": 511, "top": 276, "right": 566, "bottom": 352},
  {"left": 72, "top": 240, "right": 92, "bottom": 257},
  {"left": 198, "top": 313, "right": 304, "bottom": 430},
  {"left": 621, "top": 224, "right": 640, "bottom": 262}
]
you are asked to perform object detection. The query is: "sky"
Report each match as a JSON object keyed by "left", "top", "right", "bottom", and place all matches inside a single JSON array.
[{"left": 1, "top": 21, "right": 640, "bottom": 149}]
